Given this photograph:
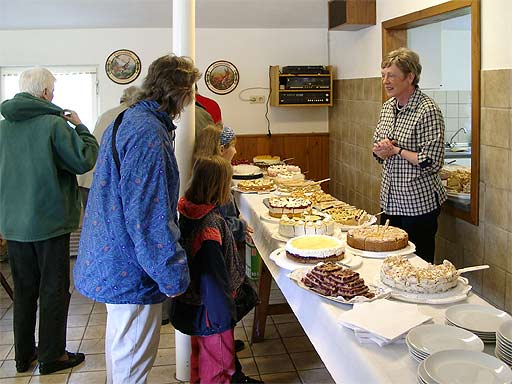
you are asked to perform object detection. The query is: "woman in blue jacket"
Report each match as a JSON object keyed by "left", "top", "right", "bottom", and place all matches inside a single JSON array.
[{"left": 73, "top": 54, "right": 199, "bottom": 383}]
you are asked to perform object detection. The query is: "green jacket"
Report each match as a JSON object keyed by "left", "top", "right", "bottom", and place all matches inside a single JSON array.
[{"left": 0, "top": 92, "right": 99, "bottom": 241}]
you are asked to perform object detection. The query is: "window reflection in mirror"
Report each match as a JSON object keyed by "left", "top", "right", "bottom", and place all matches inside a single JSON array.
[{"left": 408, "top": 14, "right": 472, "bottom": 212}]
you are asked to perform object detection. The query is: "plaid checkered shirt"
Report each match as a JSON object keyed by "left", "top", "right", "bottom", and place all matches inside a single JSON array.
[{"left": 373, "top": 88, "right": 447, "bottom": 216}]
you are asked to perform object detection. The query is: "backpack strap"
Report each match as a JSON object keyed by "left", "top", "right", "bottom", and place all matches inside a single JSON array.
[{"left": 111, "top": 110, "right": 126, "bottom": 174}]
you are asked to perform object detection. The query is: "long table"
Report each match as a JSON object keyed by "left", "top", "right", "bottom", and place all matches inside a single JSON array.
[{"left": 235, "top": 192, "right": 496, "bottom": 384}]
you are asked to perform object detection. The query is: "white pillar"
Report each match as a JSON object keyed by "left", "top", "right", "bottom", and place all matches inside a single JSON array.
[
  {"left": 173, "top": 0, "right": 196, "bottom": 191},
  {"left": 172, "top": 0, "right": 195, "bottom": 382}
]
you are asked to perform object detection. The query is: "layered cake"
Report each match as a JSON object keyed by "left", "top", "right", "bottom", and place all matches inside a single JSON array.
[
  {"left": 346, "top": 225, "right": 408, "bottom": 252},
  {"left": 236, "top": 178, "right": 274, "bottom": 192},
  {"left": 253, "top": 155, "right": 281, "bottom": 165},
  {"left": 268, "top": 197, "right": 312, "bottom": 218},
  {"left": 380, "top": 255, "right": 459, "bottom": 293},
  {"left": 279, "top": 212, "right": 335, "bottom": 237},
  {"left": 285, "top": 235, "right": 344, "bottom": 264},
  {"left": 302, "top": 262, "right": 375, "bottom": 299},
  {"left": 253, "top": 155, "right": 282, "bottom": 171}
]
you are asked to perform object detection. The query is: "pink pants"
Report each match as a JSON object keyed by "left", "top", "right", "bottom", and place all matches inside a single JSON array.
[{"left": 190, "top": 328, "right": 235, "bottom": 384}]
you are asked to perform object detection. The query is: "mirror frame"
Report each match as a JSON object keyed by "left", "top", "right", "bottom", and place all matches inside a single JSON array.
[{"left": 382, "top": 0, "right": 481, "bottom": 225}]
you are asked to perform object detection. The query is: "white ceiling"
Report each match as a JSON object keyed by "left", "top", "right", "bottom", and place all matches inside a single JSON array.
[{"left": 0, "top": 0, "right": 329, "bottom": 30}]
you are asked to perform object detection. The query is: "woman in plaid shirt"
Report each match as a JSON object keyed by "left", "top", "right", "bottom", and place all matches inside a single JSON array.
[{"left": 372, "top": 47, "right": 447, "bottom": 263}]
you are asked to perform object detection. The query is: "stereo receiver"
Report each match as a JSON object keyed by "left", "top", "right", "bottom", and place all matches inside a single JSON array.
[
  {"left": 279, "top": 92, "right": 330, "bottom": 105},
  {"left": 284, "top": 76, "right": 330, "bottom": 90},
  {"left": 282, "top": 66, "right": 329, "bottom": 74}
]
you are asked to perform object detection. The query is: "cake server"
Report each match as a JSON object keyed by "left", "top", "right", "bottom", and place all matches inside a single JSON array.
[
  {"left": 309, "top": 178, "right": 330, "bottom": 186},
  {"left": 457, "top": 265, "right": 489, "bottom": 274}
]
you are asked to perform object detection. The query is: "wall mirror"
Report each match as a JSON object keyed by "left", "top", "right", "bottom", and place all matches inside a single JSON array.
[{"left": 382, "top": 0, "right": 480, "bottom": 225}]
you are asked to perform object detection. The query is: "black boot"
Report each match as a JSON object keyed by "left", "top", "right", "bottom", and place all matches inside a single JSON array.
[
  {"left": 231, "top": 373, "right": 264, "bottom": 383},
  {"left": 232, "top": 353, "right": 263, "bottom": 383},
  {"left": 234, "top": 339, "right": 245, "bottom": 352},
  {"left": 16, "top": 347, "right": 38, "bottom": 373}
]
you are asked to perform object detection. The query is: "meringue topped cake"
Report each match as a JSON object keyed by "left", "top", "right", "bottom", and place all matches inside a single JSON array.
[{"left": 380, "top": 255, "right": 459, "bottom": 294}]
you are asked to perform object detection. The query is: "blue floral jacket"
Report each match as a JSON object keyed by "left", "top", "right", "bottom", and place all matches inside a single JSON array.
[{"left": 73, "top": 100, "right": 190, "bottom": 304}]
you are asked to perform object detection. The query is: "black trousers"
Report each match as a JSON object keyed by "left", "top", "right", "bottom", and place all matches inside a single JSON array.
[
  {"left": 381, "top": 207, "right": 441, "bottom": 264},
  {"left": 8, "top": 233, "right": 71, "bottom": 363}
]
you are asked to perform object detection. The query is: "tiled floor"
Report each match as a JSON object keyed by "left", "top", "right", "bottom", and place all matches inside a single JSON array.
[{"left": 0, "top": 259, "right": 335, "bottom": 384}]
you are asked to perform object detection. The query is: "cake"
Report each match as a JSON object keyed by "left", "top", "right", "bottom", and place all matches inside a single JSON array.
[
  {"left": 279, "top": 212, "right": 335, "bottom": 238},
  {"left": 236, "top": 178, "right": 274, "bottom": 192},
  {"left": 325, "top": 206, "right": 371, "bottom": 226},
  {"left": 275, "top": 172, "right": 306, "bottom": 184},
  {"left": 266, "top": 164, "right": 305, "bottom": 185},
  {"left": 285, "top": 235, "right": 344, "bottom": 264},
  {"left": 346, "top": 225, "right": 408, "bottom": 252},
  {"left": 252, "top": 155, "right": 281, "bottom": 168},
  {"left": 232, "top": 164, "right": 263, "bottom": 177},
  {"left": 268, "top": 197, "right": 312, "bottom": 218},
  {"left": 302, "top": 262, "right": 375, "bottom": 299},
  {"left": 267, "top": 164, "right": 301, "bottom": 177},
  {"left": 380, "top": 255, "right": 459, "bottom": 293}
]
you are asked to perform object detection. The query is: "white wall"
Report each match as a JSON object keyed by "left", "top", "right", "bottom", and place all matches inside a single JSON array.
[
  {"left": 329, "top": 0, "right": 512, "bottom": 79},
  {"left": 0, "top": 28, "right": 329, "bottom": 135},
  {"left": 441, "top": 29, "right": 471, "bottom": 91},
  {"left": 407, "top": 21, "right": 471, "bottom": 91},
  {"left": 408, "top": 23, "right": 442, "bottom": 89}
]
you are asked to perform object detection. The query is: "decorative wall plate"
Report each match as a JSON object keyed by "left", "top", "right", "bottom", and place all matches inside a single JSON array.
[
  {"left": 204, "top": 60, "right": 239, "bottom": 95},
  {"left": 105, "top": 49, "right": 141, "bottom": 84}
]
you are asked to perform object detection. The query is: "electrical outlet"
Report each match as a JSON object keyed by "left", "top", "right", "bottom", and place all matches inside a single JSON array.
[{"left": 250, "top": 95, "right": 265, "bottom": 104}]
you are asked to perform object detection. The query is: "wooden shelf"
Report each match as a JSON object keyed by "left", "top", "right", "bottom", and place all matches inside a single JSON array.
[{"left": 269, "top": 65, "right": 333, "bottom": 107}]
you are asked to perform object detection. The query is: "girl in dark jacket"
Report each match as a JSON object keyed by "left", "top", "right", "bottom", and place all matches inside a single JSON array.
[{"left": 171, "top": 156, "right": 246, "bottom": 384}]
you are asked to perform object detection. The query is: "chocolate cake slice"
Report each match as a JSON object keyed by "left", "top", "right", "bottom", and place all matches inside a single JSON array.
[{"left": 301, "top": 263, "right": 374, "bottom": 301}]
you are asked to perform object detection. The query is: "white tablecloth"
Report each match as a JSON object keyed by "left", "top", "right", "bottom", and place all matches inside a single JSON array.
[{"left": 235, "top": 191, "right": 496, "bottom": 384}]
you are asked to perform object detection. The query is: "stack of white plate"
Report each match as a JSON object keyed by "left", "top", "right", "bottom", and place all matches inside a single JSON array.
[
  {"left": 417, "top": 350, "right": 512, "bottom": 384},
  {"left": 496, "top": 320, "right": 512, "bottom": 366},
  {"left": 445, "top": 304, "right": 512, "bottom": 343},
  {"left": 407, "top": 324, "right": 483, "bottom": 363}
]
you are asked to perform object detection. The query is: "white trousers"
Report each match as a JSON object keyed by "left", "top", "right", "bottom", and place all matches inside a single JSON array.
[{"left": 105, "top": 302, "right": 162, "bottom": 384}]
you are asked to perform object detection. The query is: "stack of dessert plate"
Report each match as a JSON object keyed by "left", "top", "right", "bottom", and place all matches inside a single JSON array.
[
  {"left": 406, "top": 324, "right": 484, "bottom": 363},
  {"left": 445, "top": 304, "right": 512, "bottom": 343},
  {"left": 496, "top": 320, "right": 512, "bottom": 366},
  {"left": 417, "top": 350, "right": 512, "bottom": 384}
]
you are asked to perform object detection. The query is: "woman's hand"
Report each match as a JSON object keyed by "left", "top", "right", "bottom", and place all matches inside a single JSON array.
[{"left": 373, "top": 139, "right": 399, "bottom": 159}]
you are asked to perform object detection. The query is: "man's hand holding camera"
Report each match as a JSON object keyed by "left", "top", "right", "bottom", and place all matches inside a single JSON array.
[{"left": 61, "top": 109, "right": 83, "bottom": 127}]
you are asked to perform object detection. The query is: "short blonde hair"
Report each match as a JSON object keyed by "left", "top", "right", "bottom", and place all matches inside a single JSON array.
[
  {"left": 185, "top": 156, "right": 233, "bottom": 206},
  {"left": 19, "top": 68, "right": 56, "bottom": 98},
  {"left": 193, "top": 124, "right": 222, "bottom": 162},
  {"left": 382, "top": 47, "right": 422, "bottom": 86}
]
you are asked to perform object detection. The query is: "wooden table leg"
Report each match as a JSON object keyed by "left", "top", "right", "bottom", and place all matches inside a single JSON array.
[
  {"left": 251, "top": 261, "right": 272, "bottom": 343},
  {"left": 251, "top": 260, "right": 292, "bottom": 343}
]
